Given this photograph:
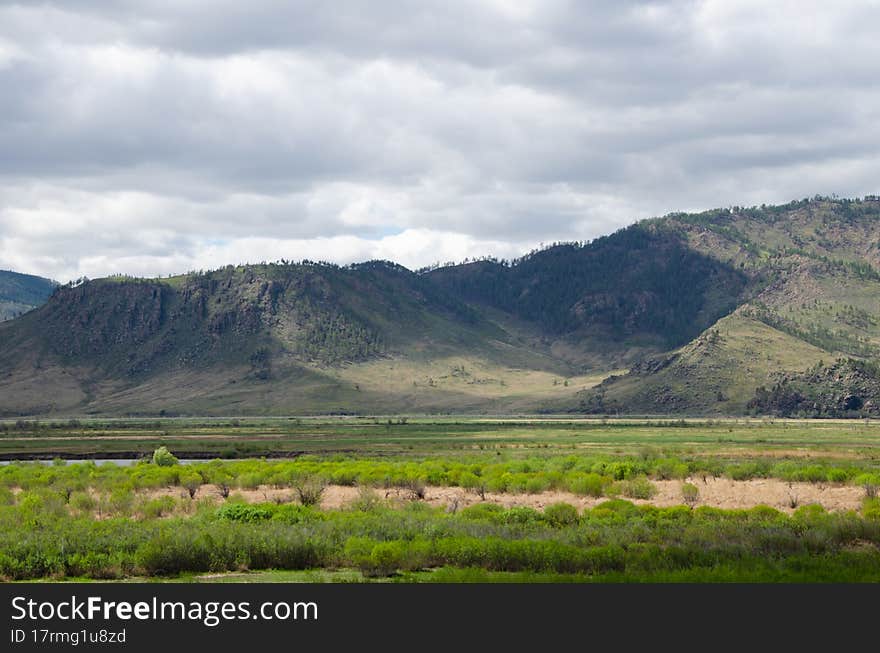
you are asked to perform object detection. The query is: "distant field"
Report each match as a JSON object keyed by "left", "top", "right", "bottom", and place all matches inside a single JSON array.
[{"left": 3, "top": 415, "right": 880, "bottom": 461}]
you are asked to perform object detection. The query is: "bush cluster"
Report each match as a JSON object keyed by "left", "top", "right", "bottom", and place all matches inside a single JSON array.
[{"left": 1, "top": 486, "right": 879, "bottom": 581}]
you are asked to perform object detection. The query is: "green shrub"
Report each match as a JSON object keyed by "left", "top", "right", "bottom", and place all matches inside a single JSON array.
[
  {"left": 293, "top": 477, "right": 327, "bottom": 506},
  {"left": 107, "top": 488, "right": 134, "bottom": 516},
  {"left": 584, "top": 499, "right": 639, "bottom": 521},
  {"left": 152, "top": 447, "right": 178, "bottom": 467},
  {"left": 17, "top": 489, "right": 68, "bottom": 524},
  {"left": 343, "top": 537, "right": 376, "bottom": 572},
  {"left": 135, "top": 523, "right": 328, "bottom": 575},
  {"left": 826, "top": 468, "right": 851, "bottom": 483},
  {"left": 618, "top": 477, "right": 657, "bottom": 500},
  {"left": 793, "top": 504, "right": 827, "bottom": 522},
  {"left": 744, "top": 505, "right": 785, "bottom": 521},
  {"left": 369, "top": 542, "right": 405, "bottom": 576},
  {"left": 201, "top": 466, "right": 233, "bottom": 498},
  {"left": 459, "top": 503, "right": 504, "bottom": 521},
  {"left": 855, "top": 473, "right": 880, "bottom": 499},
  {"left": 179, "top": 470, "right": 202, "bottom": 499},
  {"left": 271, "top": 504, "right": 320, "bottom": 524},
  {"left": 349, "top": 486, "right": 382, "bottom": 512},
  {"left": 654, "top": 459, "right": 689, "bottom": 480},
  {"left": 681, "top": 483, "right": 699, "bottom": 507},
  {"left": 247, "top": 530, "right": 329, "bottom": 571},
  {"left": 862, "top": 498, "right": 880, "bottom": 520},
  {"left": 462, "top": 475, "right": 488, "bottom": 499},
  {"left": 236, "top": 473, "right": 263, "bottom": 490},
  {"left": 135, "top": 532, "right": 214, "bottom": 574},
  {"left": 604, "top": 461, "right": 639, "bottom": 481},
  {"left": 567, "top": 473, "right": 606, "bottom": 497},
  {"left": 138, "top": 495, "right": 177, "bottom": 519},
  {"left": 793, "top": 466, "right": 827, "bottom": 484},
  {"left": 216, "top": 503, "right": 273, "bottom": 523},
  {"left": 543, "top": 502, "right": 579, "bottom": 527},
  {"left": 657, "top": 505, "right": 694, "bottom": 522},
  {"left": 65, "top": 552, "right": 130, "bottom": 580},
  {"left": 329, "top": 468, "right": 358, "bottom": 486},
  {"left": 727, "top": 463, "right": 762, "bottom": 481},
  {"left": 364, "top": 540, "right": 432, "bottom": 576},
  {"left": 69, "top": 491, "right": 96, "bottom": 514},
  {"left": 524, "top": 477, "right": 549, "bottom": 494},
  {"left": 501, "top": 506, "right": 543, "bottom": 526}
]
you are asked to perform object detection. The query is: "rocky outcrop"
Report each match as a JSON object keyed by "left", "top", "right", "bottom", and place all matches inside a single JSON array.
[{"left": 748, "top": 359, "right": 880, "bottom": 417}]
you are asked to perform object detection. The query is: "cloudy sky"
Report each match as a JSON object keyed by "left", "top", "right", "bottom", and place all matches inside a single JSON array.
[{"left": 2, "top": 1, "right": 879, "bottom": 282}]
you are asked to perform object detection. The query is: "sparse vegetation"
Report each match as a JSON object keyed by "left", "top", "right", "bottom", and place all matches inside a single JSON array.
[
  {"left": 616, "top": 477, "right": 657, "bottom": 500},
  {"left": 292, "top": 476, "right": 328, "bottom": 507},
  {"left": 0, "top": 416, "right": 880, "bottom": 582},
  {"left": 681, "top": 482, "right": 699, "bottom": 507},
  {"left": 3, "top": 471, "right": 880, "bottom": 582},
  {"left": 857, "top": 474, "right": 880, "bottom": 499}
]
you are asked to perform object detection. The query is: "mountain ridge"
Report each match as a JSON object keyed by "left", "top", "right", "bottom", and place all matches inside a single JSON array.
[
  {"left": 0, "top": 270, "right": 58, "bottom": 322},
  {"left": 1, "top": 195, "right": 879, "bottom": 416}
]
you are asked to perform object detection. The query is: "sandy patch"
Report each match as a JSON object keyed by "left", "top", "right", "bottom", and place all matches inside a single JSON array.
[
  {"left": 163, "top": 478, "right": 867, "bottom": 514},
  {"left": 9, "top": 478, "right": 869, "bottom": 514},
  {"left": 358, "top": 478, "right": 865, "bottom": 514},
  {"left": 646, "top": 477, "right": 862, "bottom": 512}
]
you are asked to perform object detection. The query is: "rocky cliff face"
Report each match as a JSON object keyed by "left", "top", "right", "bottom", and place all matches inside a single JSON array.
[
  {"left": 45, "top": 282, "right": 169, "bottom": 358},
  {"left": 748, "top": 359, "right": 880, "bottom": 417}
]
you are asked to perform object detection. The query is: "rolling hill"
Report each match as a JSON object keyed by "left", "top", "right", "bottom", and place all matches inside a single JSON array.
[
  {"left": 575, "top": 197, "right": 880, "bottom": 415},
  {"left": 1, "top": 196, "right": 878, "bottom": 416},
  {"left": 0, "top": 270, "right": 57, "bottom": 321}
]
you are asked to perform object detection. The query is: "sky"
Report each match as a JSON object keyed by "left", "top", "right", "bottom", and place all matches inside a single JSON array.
[{"left": 2, "top": 1, "right": 880, "bottom": 283}]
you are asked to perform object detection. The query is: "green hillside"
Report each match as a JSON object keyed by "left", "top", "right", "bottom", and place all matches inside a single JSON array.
[
  {"left": 0, "top": 270, "right": 57, "bottom": 321},
  {"left": 575, "top": 197, "right": 880, "bottom": 414},
  {"left": 0, "top": 260, "right": 589, "bottom": 416},
  {"left": 577, "top": 312, "right": 829, "bottom": 415},
  {"left": 428, "top": 223, "right": 751, "bottom": 367}
]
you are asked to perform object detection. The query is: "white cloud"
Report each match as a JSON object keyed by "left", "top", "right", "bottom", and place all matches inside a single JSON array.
[{"left": 0, "top": 1, "right": 879, "bottom": 282}]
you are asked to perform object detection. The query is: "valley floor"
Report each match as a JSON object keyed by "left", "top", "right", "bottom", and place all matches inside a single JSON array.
[{"left": 2, "top": 416, "right": 880, "bottom": 583}]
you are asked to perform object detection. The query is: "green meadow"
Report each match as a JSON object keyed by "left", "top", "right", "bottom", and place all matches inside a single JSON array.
[{"left": 2, "top": 417, "right": 880, "bottom": 582}]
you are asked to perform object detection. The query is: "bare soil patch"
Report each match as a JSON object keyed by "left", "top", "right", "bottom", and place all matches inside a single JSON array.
[{"left": 162, "top": 478, "right": 866, "bottom": 513}]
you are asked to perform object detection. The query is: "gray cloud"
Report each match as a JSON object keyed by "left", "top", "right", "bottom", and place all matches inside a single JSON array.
[{"left": 0, "top": 1, "right": 879, "bottom": 282}]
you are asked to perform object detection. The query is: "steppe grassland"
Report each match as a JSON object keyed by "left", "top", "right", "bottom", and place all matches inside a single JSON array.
[{"left": 2, "top": 417, "right": 880, "bottom": 582}]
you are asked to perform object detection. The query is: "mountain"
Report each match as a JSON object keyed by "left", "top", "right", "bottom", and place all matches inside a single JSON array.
[
  {"left": 0, "top": 261, "right": 579, "bottom": 416},
  {"left": 1, "top": 195, "right": 878, "bottom": 416},
  {"left": 575, "top": 196, "right": 880, "bottom": 415},
  {"left": 0, "top": 270, "right": 57, "bottom": 321},
  {"left": 426, "top": 222, "right": 751, "bottom": 368}
]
